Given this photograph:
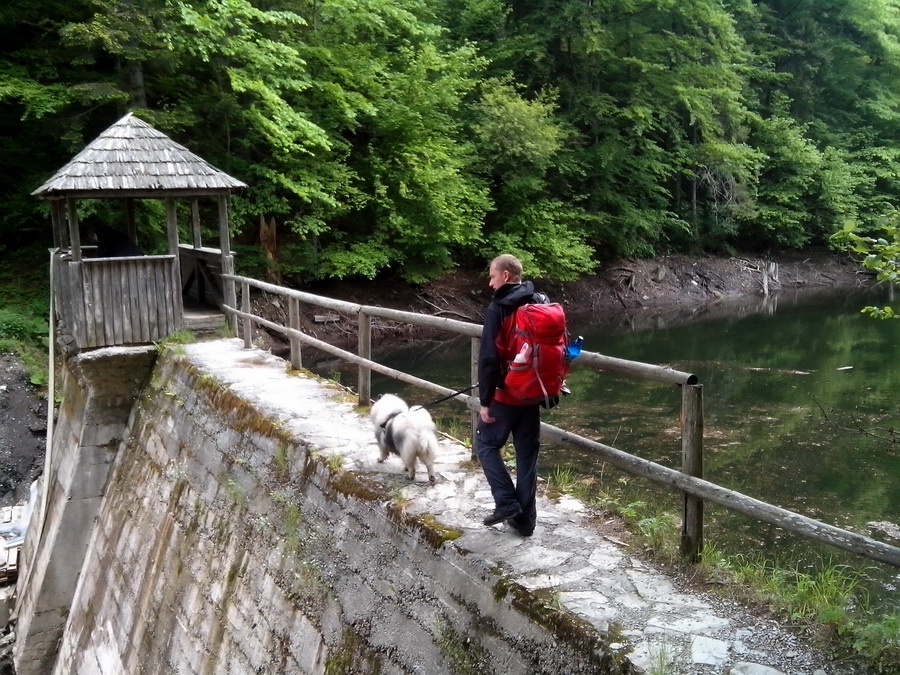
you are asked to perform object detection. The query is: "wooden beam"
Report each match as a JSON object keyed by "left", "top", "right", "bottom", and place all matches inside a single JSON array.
[
  {"left": 67, "top": 198, "right": 81, "bottom": 262},
  {"left": 218, "top": 195, "right": 237, "bottom": 332},
  {"left": 165, "top": 198, "right": 179, "bottom": 255},
  {"left": 50, "top": 200, "right": 64, "bottom": 249},
  {"left": 191, "top": 198, "right": 202, "bottom": 248},
  {"left": 680, "top": 384, "right": 704, "bottom": 562},
  {"left": 358, "top": 312, "right": 371, "bottom": 406},
  {"left": 217, "top": 195, "right": 231, "bottom": 256}
]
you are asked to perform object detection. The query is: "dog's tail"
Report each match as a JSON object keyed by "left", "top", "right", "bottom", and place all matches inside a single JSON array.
[{"left": 406, "top": 406, "right": 436, "bottom": 432}]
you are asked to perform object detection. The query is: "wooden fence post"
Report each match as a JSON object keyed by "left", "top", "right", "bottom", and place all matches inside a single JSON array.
[
  {"left": 241, "top": 281, "right": 252, "bottom": 348},
  {"left": 470, "top": 336, "right": 480, "bottom": 461},
  {"left": 288, "top": 296, "right": 301, "bottom": 370},
  {"left": 358, "top": 311, "right": 372, "bottom": 407},
  {"left": 681, "top": 383, "right": 704, "bottom": 562}
]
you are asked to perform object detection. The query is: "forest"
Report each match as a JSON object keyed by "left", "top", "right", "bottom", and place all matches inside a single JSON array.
[{"left": 3, "top": 0, "right": 900, "bottom": 285}]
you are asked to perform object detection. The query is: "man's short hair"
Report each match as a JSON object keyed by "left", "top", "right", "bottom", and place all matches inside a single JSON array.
[{"left": 491, "top": 254, "right": 523, "bottom": 281}]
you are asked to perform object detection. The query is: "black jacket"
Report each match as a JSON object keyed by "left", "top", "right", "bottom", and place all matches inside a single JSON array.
[{"left": 478, "top": 281, "right": 540, "bottom": 407}]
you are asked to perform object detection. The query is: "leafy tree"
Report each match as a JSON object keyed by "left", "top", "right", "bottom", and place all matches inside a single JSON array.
[
  {"left": 744, "top": 0, "right": 900, "bottom": 244},
  {"left": 471, "top": 81, "right": 594, "bottom": 280},
  {"left": 7, "top": 0, "right": 900, "bottom": 284},
  {"left": 0, "top": 0, "right": 127, "bottom": 249},
  {"left": 57, "top": 0, "right": 497, "bottom": 282},
  {"left": 831, "top": 213, "right": 900, "bottom": 319},
  {"left": 475, "top": 0, "right": 767, "bottom": 256}
]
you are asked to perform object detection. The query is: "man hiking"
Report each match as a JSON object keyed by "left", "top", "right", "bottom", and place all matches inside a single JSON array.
[{"left": 475, "top": 254, "right": 551, "bottom": 537}]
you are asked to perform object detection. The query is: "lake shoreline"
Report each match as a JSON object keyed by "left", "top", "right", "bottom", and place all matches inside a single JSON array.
[{"left": 254, "top": 247, "right": 874, "bottom": 351}]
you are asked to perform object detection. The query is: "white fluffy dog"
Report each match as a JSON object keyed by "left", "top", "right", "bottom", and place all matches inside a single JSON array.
[{"left": 370, "top": 394, "right": 438, "bottom": 484}]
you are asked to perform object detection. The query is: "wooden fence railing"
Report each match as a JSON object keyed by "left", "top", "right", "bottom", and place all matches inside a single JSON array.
[{"left": 221, "top": 273, "right": 900, "bottom": 568}]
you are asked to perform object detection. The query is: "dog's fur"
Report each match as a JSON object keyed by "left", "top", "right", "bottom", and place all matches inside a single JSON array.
[{"left": 370, "top": 394, "right": 438, "bottom": 484}]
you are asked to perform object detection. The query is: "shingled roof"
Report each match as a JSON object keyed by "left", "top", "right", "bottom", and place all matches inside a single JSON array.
[{"left": 32, "top": 112, "right": 247, "bottom": 197}]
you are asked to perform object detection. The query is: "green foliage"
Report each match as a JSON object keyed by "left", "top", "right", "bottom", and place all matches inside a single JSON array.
[
  {"left": 848, "top": 611, "right": 900, "bottom": 674},
  {"left": 714, "top": 550, "right": 900, "bottom": 673},
  {"left": 831, "top": 211, "right": 900, "bottom": 318},
  {"left": 472, "top": 81, "right": 596, "bottom": 278},
  {"left": 0, "top": 308, "right": 50, "bottom": 385},
  {"left": 0, "top": 244, "right": 51, "bottom": 387},
  {"left": 0, "top": 310, "right": 48, "bottom": 343},
  {"left": 484, "top": 201, "right": 596, "bottom": 281},
  {"left": 8, "top": 0, "right": 900, "bottom": 280},
  {"left": 154, "top": 330, "right": 197, "bottom": 352},
  {"left": 646, "top": 640, "right": 677, "bottom": 675}
]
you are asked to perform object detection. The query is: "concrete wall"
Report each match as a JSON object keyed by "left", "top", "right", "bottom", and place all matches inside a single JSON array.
[
  {"left": 13, "top": 347, "right": 157, "bottom": 675},
  {"left": 18, "top": 345, "right": 626, "bottom": 674}
]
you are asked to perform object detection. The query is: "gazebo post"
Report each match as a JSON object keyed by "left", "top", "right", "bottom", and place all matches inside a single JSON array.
[
  {"left": 50, "top": 200, "right": 64, "bottom": 249},
  {"left": 165, "top": 197, "right": 185, "bottom": 331},
  {"left": 191, "top": 199, "right": 202, "bottom": 248},
  {"left": 67, "top": 198, "right": 82, "bottom": 263},
  {"left": 165, "top": 198, "right": 179, "bottom": 255},
  {"left": 218, "top": 194, "right": 238, "bottom": 334}
]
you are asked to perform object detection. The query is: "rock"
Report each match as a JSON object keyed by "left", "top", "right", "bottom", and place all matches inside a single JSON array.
[
  {"left": 691, "top": 635, "right": 729, "bottom": 665},
  {"left": 868, "top": 520, "right": 900, "bottom": 544},
  {"left": 728, "top": 663, "right": 785, "bottom": 675}
]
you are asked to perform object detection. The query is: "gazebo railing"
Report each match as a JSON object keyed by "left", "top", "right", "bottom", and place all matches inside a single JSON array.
[{"left": 51, "top": 250, "right": 184, "bottom": 350}]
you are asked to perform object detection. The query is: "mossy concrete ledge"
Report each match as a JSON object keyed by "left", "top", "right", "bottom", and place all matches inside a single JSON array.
[{"left": 14, "top": 338, "right": 632, "bottom": 674}]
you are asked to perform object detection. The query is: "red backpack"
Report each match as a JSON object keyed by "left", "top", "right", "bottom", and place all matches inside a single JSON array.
[{"left": 497, "top": 302, "right": 570, "bottom": 407}]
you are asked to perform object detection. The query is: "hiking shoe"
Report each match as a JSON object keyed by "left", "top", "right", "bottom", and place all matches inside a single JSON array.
[
  {"left": 483, "top": 505, "right": 522, "bottom": 527},
  {"left": 508, "top": 517, "right": 534, "bottom": 537}
]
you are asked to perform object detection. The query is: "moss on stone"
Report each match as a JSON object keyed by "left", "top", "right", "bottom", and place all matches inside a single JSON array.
[
  {"left": 492, "top": 576, "right": 632, "bottom": 673},
  {"left": 437, "top": 616, "right": 490, "bottom": 674},
  {"left": 329, "top": 471, "right": 385, "bottom": 503},
  {"left": 413, "top": 514, "right": 463, "bottom": 548},
  {"left": 324, "top": 626, "right": 383, "bottom": 675}
]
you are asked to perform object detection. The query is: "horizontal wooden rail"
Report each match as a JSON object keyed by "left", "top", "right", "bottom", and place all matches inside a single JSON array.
[
  {"left": 578, "top": 352, "right": 697, "bottom": 386},
  {"left": 225, "top": 304, "right": 476, "bottom": 405},
  {"left": 542, "top": 423, "right": 900, "bottom": 568},
  {"left": 222, "top": 273, "right": 694, "bottom": 385}
]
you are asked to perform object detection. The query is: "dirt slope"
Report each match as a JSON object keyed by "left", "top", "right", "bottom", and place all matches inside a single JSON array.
[
  {"left": 256, "top": 248, "right": 869, "bottom": 348},
  {"left": 0, "top": 355, "right": 46, "bottom": 506}
]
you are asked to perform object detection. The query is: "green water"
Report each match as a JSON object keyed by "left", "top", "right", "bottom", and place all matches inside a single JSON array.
[
  {"left": 548, "top": 286, "right": 899, "bottom": 569},
  {"left": 322, "top": 283, "right": 899, "bottom": 598}
]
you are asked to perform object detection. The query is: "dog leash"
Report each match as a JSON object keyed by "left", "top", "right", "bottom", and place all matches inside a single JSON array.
[{"left": 416, "top": 383, "right": 478, "bottom": 410}]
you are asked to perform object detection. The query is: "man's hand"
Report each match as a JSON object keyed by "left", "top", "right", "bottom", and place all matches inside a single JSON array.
[{"left": 479, "top": 405, "right": 495, "bottom": 424}]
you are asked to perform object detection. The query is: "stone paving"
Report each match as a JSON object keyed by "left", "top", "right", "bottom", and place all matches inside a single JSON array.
[{"left": 185, "top": 339, "right": 858, "bottom": 675}]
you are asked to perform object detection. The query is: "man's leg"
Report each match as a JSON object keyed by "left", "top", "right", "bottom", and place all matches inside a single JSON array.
[
  {"left": 476, "top": 402, "right": 520, "bottom": 523},
  {"left": 510, "top": 404, "right": 541, "bottom": 534}
]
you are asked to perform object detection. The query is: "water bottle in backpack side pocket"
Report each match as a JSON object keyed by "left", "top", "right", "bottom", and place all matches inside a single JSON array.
[
  {"left": 565, "top": 336, "right": 583, "bottom": 362},
  {"left": 512, "top": 342, "right": 532, "bottom": 367}
]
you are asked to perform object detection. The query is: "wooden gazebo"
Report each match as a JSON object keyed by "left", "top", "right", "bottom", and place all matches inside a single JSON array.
[{"left": 32, "top": 113, "right": 247, "bottom": 351}]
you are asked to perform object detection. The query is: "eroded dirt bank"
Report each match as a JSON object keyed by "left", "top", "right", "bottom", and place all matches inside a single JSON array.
[{"left": 258, "top": 248, "right": 871, "bottom": 348}]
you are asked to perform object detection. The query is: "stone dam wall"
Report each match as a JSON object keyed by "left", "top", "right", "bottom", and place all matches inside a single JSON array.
[{"left": 17, "top": 342, "right": 626, "bottom": 674}]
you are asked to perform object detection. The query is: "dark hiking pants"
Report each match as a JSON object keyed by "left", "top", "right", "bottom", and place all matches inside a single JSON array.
[{"left": 475, "top": 401, "right": 541, "bottom": 531}]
